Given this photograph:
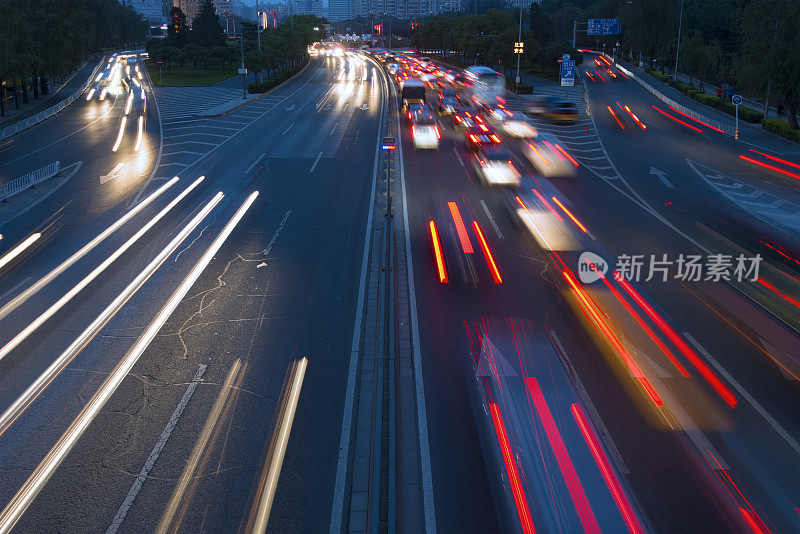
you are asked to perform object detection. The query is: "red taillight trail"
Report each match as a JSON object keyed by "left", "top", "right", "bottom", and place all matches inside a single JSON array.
[
  {"left": 473, "top": 221, "right": 502, "bottom": 284},
  {"left": 489, "top": 403, "right": 536, "bottom": 534},
  {"left": 526, "top": 379, "right": 600, "bottom": 534},
  {"left": 447, "top": 202, "right": 474, "bottom": 254},
  {"left": 571, "top": 404, "right": 646, "bottom": 534}
]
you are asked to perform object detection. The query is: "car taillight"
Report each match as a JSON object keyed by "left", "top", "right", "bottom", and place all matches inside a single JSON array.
[
  {"left": 470, "top": 134, "right": 479, "bottom": 142},
  {"left": 455, "top": 116, "right": 462, "bottom": 122},
  {"left": 435, "top": 126, "right": 441, "bottom": 139},
  {"left": 479, "top": 124, "right": 489, "bottom": 132},
  {"left": 412, "top": 125, "right": 416, "bottom": 136},
  {"left": 491, "top": 135, "right": 501, "bottom": 143},
  {"left": 408, "top": 112, "right": 412, "bottom": 120}
]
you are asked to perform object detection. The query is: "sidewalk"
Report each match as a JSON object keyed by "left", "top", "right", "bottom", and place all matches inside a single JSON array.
[
  {"left": 0, "top": 59, "right": 98, "bottom": 129},
  {"left": 629, "top": 64, "right": 800, "bottom": 154}
]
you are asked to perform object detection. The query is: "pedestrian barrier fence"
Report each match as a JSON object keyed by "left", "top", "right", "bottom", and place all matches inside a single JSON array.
[
  {"left": 0, "top": 60, "right": 105, "bottom": 142},
  {"left": 0, "top": 161, "right": 61, "bottom": 201},
  {"left": 615, "top": 64, "right": 735, "bottom": 138}
]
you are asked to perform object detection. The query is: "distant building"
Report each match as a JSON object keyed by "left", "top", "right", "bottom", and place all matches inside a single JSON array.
[
  {"left": 328, "top": 0, "right": 351, "bottom": 21},
  {"left": 310, "top": 0, "right": 325, "bottom": 18},
  {"left": 121, "top": 0, "right": 166, "bottom": 28},
  {"left": 174, "top": 0, "right": 199, "bottom": 21}
]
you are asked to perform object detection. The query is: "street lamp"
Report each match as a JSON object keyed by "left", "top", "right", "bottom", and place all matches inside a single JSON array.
[
  {"left": 673, "top": 0, "right": 684, "bottom": 78},
  {"left": 515, "top": 0, "right": 523, "bottom": 87}
]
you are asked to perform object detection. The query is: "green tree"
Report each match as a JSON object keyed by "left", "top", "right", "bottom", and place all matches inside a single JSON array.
[{"left": 190, "top": 0, "right": 225, "bottom": 48}]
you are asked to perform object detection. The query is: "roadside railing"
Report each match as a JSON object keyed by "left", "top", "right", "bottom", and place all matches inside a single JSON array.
[
  {"left": 615, "top": 63, "right": 735, "bottom": 137},
  {"left": 0, "top": 59, "right": 105, "bottom": 142},
  {"left": 0, "top": 161, "right": 61, "bottom": 201}
]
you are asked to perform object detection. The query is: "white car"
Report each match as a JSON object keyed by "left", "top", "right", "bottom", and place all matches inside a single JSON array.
[
  {"left": 411, "top": 111, "right": 440, "bottom": 149},
  {"left": 486, "top": 107, "right": 537, "bottom": 138},
  {"left": 472, "top": 146, "right": 520, "bottom": 186},
  {"left": 521, "top": 133, "right": 578, "bottom": 178}
]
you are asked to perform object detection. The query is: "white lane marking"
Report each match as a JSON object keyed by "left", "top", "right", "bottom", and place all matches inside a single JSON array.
[
  {"left": 156, "top": 359, "right": 243, "bottom": 533},
  {"left": 246, "top": 154, "right": 265, "bottom": 174},
  {"left": 396, "top": 69, "right": 436, "bottom": 534},
  {"left": 453, "top": 146, "right": 464, "bottom": 167},
  {"left": 0, "top": 192, "right": 237, "bottom": 533},
  {"left": 480, "top": 200, "right": 504, "bottom": 239},
  {"left": 160, "top": 150, "right": 205, "bottom": 157},
  {"left": 0, "top": 161, "right": 82, "bottom": 228},
  {"left": 162, "top": 140, "right": 218, "bottom": 147},
  {"left": 683, "top": 332, "right": 800, "bottom": 455},
  {"left": 100, "top": 162, "right": 125, "bottom": 184},
  {"left": 260, "top": 210, "right": 292, "bottom": 261},
  {"left": 549, "top": 330, "right": 629, "bottom": 473},
  {"left": 0, "top": 176, "right": 176, "bottom": 321},
  {"left": 282, "top": 122, "right": 295, "bottom": 135},
  {"left": 329, "top": 54, "right": 386, "bottom": 534},
  {"left": 106, "top": 364, "right": 207, "bottom": 534},
  {"left": 286, "top": 104, "right": 296, "bottom": 111},
  {"left": 309, "top": 151, "right": 323, "bottom": 173},
  {"left": 649, "top": 166, "right": 674, "bottom": 188},
  {"left": 0, "top": 277, "right": 32, "bottom": 305},
  {"left": 330, "top": 124, "right": 337, "bottom": 136}
]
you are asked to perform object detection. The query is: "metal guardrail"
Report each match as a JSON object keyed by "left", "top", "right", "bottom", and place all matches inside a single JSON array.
[
  {"left": 615, "top": 63, "right": 736, "bottom": 138},
  {"left": 0, "top": 161, "right": 61, "bottom": 201},
  {"left": 0, "top": 60, "right": 105, "bottom": 142}
]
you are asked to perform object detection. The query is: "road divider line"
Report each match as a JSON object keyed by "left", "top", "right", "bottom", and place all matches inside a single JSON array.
[
  {"left": 248, "top": 357, "right": 308, "bottom": 533},
  {"left": 106, "top": 364, "right": 208, "bottom": 534},
  {"left": 100, "top": 162, "right": 125, "bottom": 184},
  {"left": 480, "top": 200, "right": 504, "bottom": 240},
  {"left": 0, "top": 234, "right": 41, "bottom": 272},
  {"left": 683, "top": 333, "right": 800, "bottom": 455},
  {"left": 0, "top": 277, "right": 31, "bottom": 305},
  {"left": 0, "top": 191, "right": 235, "bottom": 533},
  {"left": 453, "top": 146, "right": 464, "bottom": 166},
  {"left": 282, "top": 122, "right": 295, "bottom": 136},
  {"left": 245, "top": 154, "right": 265, "bottom": 174},
  {"left": 0, "top": 177, "right": 204, "bottom": 363},
  {"left": 0, "top": 178, "right": 178, "bottom": 321},
  {"left": 309, "top": 151, "right": 323, "bottom": 173},
  {"left": 156, "top": 359, "right": 244, "bottom": 534}
]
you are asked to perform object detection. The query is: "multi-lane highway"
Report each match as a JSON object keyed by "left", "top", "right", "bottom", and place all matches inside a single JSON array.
[{"left": 0, "top": 45, "right": 798, "bottom": 534}]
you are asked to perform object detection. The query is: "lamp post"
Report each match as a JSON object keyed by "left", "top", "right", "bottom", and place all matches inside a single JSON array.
[
  {"left": 256, "top": 0, "right": 261, "bottom": 51},
  {"left": 673, "top": 0, "right": 684, "bottom": 78},
  {"left": 515, "top": 0, "right": 523, "bottom": 87}
]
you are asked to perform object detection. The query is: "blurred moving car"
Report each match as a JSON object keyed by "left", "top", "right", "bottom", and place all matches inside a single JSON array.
[
  {"left": 486, "top": 107, "right": 537, "bottom": 138},
  {"left": 438, "top": 97, "right": 460, "bottom": 115},
  {"left": 406, "top": 103, "right": 428, "bottom": 125},
  {"left": 544, "top": 101, "right": 579, "bottom": 123},
  {"left": 400, "top": 79, "right": 426, "bottom": 110},
  {"left": 387, "top": 63, "right": 401, "bottom": 74},
  {"left": 410, "top": 109, "right": 441, "bottom": 149},
  {"left": 472, "top": 145, "right": 521, "bottom": 187},
  {"left": 465, "top": 121, "right": 501, "bottom": 150},
  {"left": 452, "top": 106, "right": 477, "bottom": 130},
  {"left": 523, "top": 95, "right": 560, "bottom": 116},
  {"left": 521, "top": 133, "right": 578, "bottom": 178}
]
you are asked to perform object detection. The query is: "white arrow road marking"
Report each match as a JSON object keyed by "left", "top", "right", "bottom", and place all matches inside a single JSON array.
[
  {"left": 286, "top": 104, "right": 296, "bottom": 111},
  {"left": 649, "top": 166, "right": 673, "bottom": 188},
  {"left": 100, "top": 163, "right": 125, "bottom": 184}
]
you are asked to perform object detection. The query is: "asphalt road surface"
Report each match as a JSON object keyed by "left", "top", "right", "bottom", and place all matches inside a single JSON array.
[{"left": 0, "top": 48, "right": 798, "bottom": 534}]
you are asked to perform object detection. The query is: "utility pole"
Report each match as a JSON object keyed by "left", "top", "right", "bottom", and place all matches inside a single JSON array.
[
  {"left": 673, "top": 0, "right": 684, "bottom": 78},
  {"left": 763, "top": 17, "right": 779, "bottom": 120},
  {"left": 515, "top": 0, "right": 523, "bottom": 87},
  {"left": 240, "top": 31, "right": 247, "bottom": 99},
  {"left": 256, "top": 0, "right": 261, "bottom": 51},
  {"left": 572, "top": 20, "right": 577, "bottom": 49}
]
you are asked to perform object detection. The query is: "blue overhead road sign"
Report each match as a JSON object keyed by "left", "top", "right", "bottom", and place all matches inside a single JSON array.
[{"left": 587, "top": 18, "right": 621, "bottom": 35}]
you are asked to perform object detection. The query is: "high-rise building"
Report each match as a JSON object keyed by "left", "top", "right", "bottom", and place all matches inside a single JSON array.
[
  {"left": 310, "top": 0, "right": 325, "bottom": 18},
  {"left": 174, "top": 0, "right": 200, "bottom": 21},
  {"left": 121, "top": 0, "right": 166, "bottom": 27},
  {"left": 328, "top": 0, "right": 352, "bottom": 21}
]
